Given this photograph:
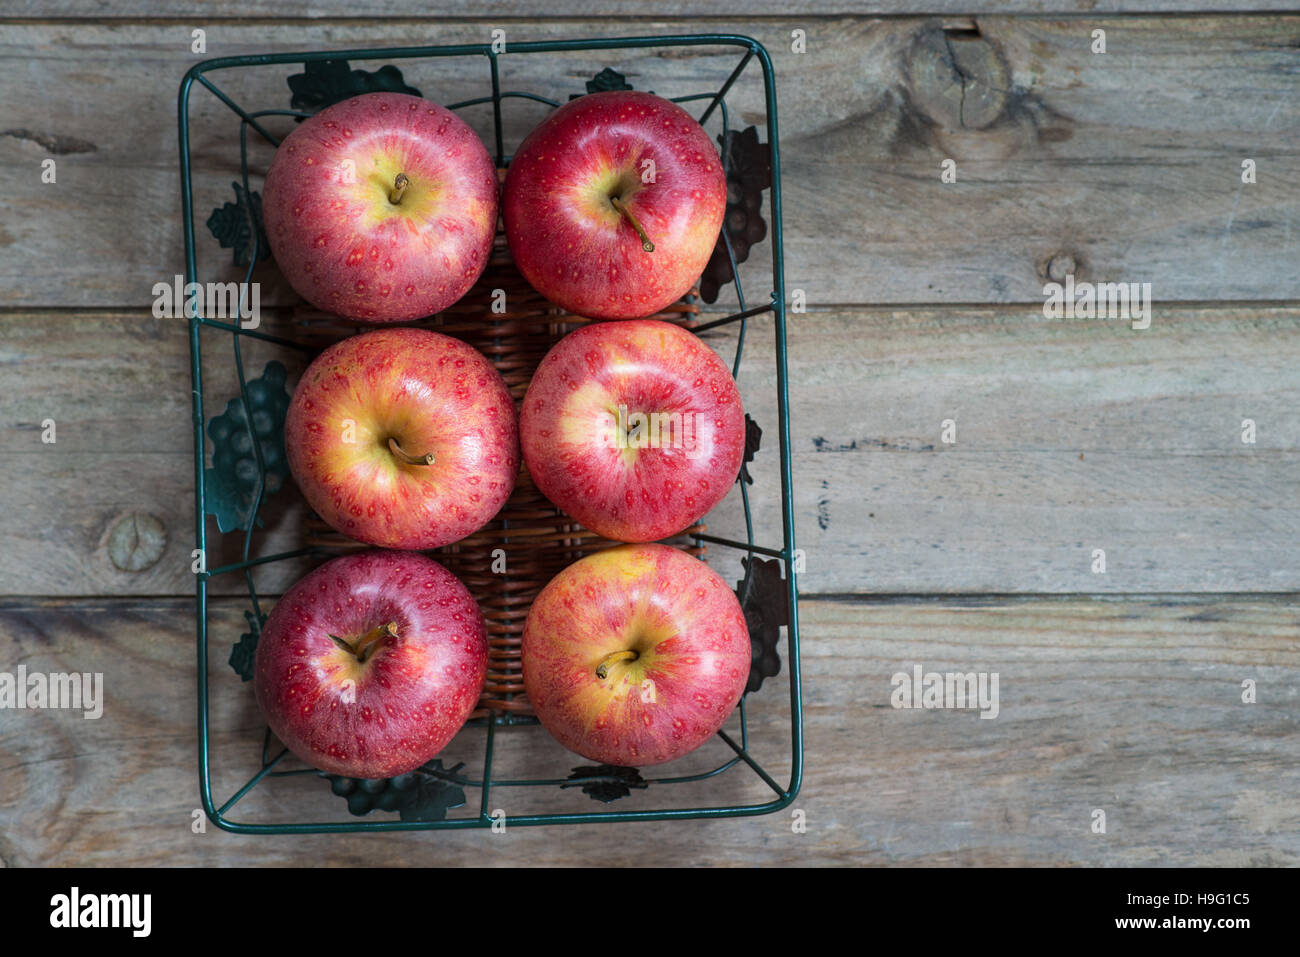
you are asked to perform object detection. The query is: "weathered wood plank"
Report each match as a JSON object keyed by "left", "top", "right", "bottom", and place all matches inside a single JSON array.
[
  {"left": 5, "top": 3, "right": 1296, "bottom": 19},
  {"left": 0, "top": 595, "right": 1294, "bottom": 866},
  {"left": 720, "top": 303, "right": 1300, "bottom": 593},
  {"left": 0, "top": 312, "right": 315, "bottom": 597},
  {"left": 0, "top": 17, "right": 1296, "bottom": 307},
  {"left": 3, "top": 304, "right": 1300, "bottom": 596}
]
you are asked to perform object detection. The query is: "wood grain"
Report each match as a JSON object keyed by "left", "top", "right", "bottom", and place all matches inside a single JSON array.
[
  {"left": 5, "top": 3, "right": 1297, "bottom": 19},
  {"left": 0, "top": 17, "right": 1296, "bottom": 308},
  {"left": 0, "top": 312, "right": 315, "bottom": 598},
  {"left": 1, "top": 595, "right": 1294, "bottom": 866},
  {"left": 2, "top": 4, "right": 1296, "bottom": 875},
  {"left": 4, "top": 305, "right": 1299, "bottom": 597},
  {"left": 717, "top": 303, "right": 1300, "bottom": 594}
]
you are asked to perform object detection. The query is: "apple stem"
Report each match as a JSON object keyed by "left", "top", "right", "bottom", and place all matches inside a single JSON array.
[
  {"left": 609, "top": 196, "right": 655, "bottom": 253},
  {"left": 330, "top": 622, "right": 399, "bottom": 663},
  {"left": 355, "top": 621, "right": 398, "bottom": 663},
  {"left": 595, "top": 649, "right": 639, "bottom": 679},
  {"left": 389, "top": 172, "right": 410, "bottom": 205},
  {"left": 388, "top": 436, "right": 435, "bottom": 466}
]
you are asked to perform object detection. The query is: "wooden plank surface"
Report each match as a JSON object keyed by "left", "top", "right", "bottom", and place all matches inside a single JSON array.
[
  {"left": 2, "top": 5, "right": 1297, "bottom": 873},
  {"left": 6, "top": 3, "right": 1298, "bottom": 19},
  {"left": 727, "top": 303, "right": 1300, "bottom": 594},
  {"left": 4, "top": 304, "right": 1299, "bottom": 597},
  {"left": 1, "top": 595, "right": 1294, "bottom": 867},
  {"left": 0, "top": 17, "right": 1296, "bottom": 308}
]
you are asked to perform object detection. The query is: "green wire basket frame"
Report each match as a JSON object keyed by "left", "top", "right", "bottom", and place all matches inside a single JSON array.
[{"left": 179, "top": 33, "right": 802, "bottom": 833}]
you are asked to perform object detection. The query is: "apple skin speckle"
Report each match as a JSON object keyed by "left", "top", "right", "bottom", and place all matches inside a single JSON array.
[
  {"left": 520, "top": 319, "right": 744, "bottom": 543},
  {"left": 502, "top": 91, "right": 726, "bottom": 321},
  {"left": 254, "top": 550, "right": 488, "bottom": 779},
  {"left": 522, "top": 544, "right": 749, "bottom": 767},
  {"left": 285, "top": 327, "right": 518, "bottom": 550},
  {"left": 263, "top": 92, "right": 498, "bottom": 323}
]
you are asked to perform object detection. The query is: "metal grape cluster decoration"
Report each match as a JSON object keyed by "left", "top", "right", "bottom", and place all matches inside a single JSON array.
[
  {"left": 700, "top": 125, "right": 772, "bottom": 303},
  {"left": 204, "top": 360, "right": 291, "bottom": 533}
]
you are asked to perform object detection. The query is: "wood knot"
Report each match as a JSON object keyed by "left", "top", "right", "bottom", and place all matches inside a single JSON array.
[
  {"left": 1046, "top": 253, "right": 1079, "bottom": 282},
  {"left": 107, "top": 512, "right": 166, "bottom": 572},
  {"left": 905, "top": 23, "right": 1009, "bottom": 131}
]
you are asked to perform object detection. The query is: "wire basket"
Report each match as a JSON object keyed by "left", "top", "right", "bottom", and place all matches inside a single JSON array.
[{"left": 179, "top": 34, "right": 801, "bottom": 833}]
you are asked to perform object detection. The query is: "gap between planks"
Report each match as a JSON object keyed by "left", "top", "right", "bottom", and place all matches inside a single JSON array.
[{"left": 3, "top": 592, "right": 1299, "bottom": 607}]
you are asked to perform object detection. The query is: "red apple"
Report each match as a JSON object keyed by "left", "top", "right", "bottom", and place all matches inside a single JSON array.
[
  {"left": 522, "top": 544, "right": 750, "bottom": 766},
  {"left": 263, "top": 91, "right": 498, "bottom": 322},
  {"left": 254, "top": 550, "right": 488, "bottom": 779},
  {"left": 285, "top": 327, "right": 517, "bottom": 549},
  {"left": 503, "top": 90, "right": 727, "bottom": 320},
  {"left": 520, "top": 318, "right": 744, "bottom": 542}
]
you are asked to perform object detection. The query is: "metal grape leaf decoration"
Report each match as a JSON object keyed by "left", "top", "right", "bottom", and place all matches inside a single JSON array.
[
  {"left": 288, "top": 59, "right": 422, "bottom": 115},
  {"left": 700, "top": 126, "right": 772, "bottom": 303},
  {"left": 569, "top": 67, "right": 634, "bottom": 100},
  {"left": 563, "top": 764, "right": 647, "bottom": 803},
  {"left": 228, "top": 609, "right": 265, "bottom": 682},
  {"left": 206, "top": 181, "right": 269, "bottom": 268},
  {"left": 324, "top": 760, "right": 468, "bottom": 820},
  {"left": 204, "top": 360, "right": 291, "bottom": 533},
  {"left": 738, "top": 413, "right": 762, "bottom": 486},
  {"left": 399, "top": 762, "right": 470, "bottom": 822},
  {"left": 736, "top": 557, "right": 787, "bottom": 694}
]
